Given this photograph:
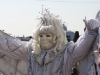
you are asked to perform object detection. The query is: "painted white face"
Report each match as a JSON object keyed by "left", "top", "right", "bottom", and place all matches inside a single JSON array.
[{"left": 39, "top": 33, "right": 54, "bottom": 50}]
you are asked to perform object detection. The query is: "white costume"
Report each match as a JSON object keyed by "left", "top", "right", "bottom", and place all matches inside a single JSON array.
[{"left": 0, "top": 11, "right": 99, "bottom": 75}]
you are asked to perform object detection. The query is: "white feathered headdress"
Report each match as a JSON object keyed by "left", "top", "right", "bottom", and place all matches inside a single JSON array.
[{"left": 31, "top": 9, "right": 68, "bottom": 55}]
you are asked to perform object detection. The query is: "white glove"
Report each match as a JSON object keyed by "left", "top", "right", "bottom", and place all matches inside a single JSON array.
[{"left": 83, "top": 18, "right": 100, "bottom": 31}]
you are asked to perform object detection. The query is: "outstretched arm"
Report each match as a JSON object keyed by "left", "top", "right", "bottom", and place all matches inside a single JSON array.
[
  {"left": 0, "top": 33, "right": 29, "bottom": 60},
  {"left": 72, "top": 19, "right": 100, "bottom": 60}
]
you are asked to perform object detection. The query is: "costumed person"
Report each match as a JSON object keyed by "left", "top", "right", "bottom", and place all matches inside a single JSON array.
[
  {"left": 0, "top": 10, "right": 99, "bottom": 75},
  {"left": 71, "top": 31, "right": 80, "bottom": 75},
  {"left": 73, "top": 31, "right": 80, "bottom": 43}
]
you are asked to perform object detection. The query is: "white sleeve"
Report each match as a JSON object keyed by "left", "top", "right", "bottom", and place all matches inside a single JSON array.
[
  {"left": 72, "top": 29, "right": 97, "bottom": 60},
  {"left": 0, "top": 35, "right": 28, "bottom": 60},
  {"left": 71, "top": 18, "right": 100, "bottom": 60},
  {"left": 64, "top": 30, "right": 97, "bottom": 75}
]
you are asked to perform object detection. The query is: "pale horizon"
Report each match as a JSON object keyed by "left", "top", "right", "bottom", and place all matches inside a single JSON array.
[{"left": 0, "top": 0, "right": 100, "bottom": 36}]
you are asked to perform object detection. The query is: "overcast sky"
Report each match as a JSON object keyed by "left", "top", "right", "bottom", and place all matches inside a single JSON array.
[{"left": 0, "top": 0, "right": 100, "bottom": 36}]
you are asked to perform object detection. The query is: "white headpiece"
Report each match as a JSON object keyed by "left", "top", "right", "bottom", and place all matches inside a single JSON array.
[{"left": 31, "top": 9, "right": 68, "bottom": 55}]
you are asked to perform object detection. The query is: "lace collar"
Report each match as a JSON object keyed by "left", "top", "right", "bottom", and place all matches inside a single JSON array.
[{"left": 33, "top": 44, "right": 67, "bottom": 66}]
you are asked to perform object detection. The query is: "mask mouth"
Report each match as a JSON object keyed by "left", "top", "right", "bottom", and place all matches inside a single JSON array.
[{"left": 40, "top": 43, "right": 56, "bottom": 51}]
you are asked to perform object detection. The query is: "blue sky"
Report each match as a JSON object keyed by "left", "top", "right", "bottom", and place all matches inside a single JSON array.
[{"left": 0, "top": 0, "right": 100, "bottom": 36}]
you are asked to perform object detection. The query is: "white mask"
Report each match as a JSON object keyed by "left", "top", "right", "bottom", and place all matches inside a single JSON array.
[{"left": 39, "top": 33, "right": 54, "bottom": 50}]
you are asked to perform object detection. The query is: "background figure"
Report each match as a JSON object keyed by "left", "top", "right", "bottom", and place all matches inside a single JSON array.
[
  {"left": 71, "top": 31, "right": 80, "bottom": 75},
  {"left": 67, "top": 35, "right": 71, "bottom": 42},
  {"left": 73, "top": 31, "right": 80, "bottom": 43},
  {"left": 84, "top": 27, "right": 86, "bottom": 32}
]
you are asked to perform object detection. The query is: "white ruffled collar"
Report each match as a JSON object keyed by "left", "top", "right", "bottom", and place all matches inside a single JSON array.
[{"left": 33, "top": 46, "right": 66, "bottom": 66}]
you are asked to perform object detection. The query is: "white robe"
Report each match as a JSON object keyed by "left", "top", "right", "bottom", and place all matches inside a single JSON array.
[{"left": 0, "top": 29, "right": 98, "bottom": 75}]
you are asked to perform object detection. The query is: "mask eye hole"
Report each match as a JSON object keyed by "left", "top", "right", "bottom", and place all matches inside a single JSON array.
[
  {"left": 46, "top": 34, "right": 51, "bottom": 37},
  {"left": 40, "top": 34, "right": 43, "bottom": 37}
]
